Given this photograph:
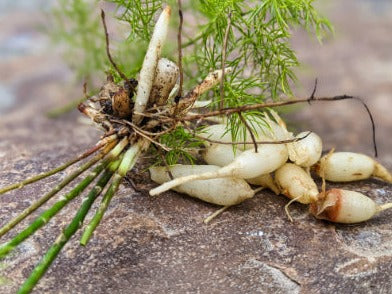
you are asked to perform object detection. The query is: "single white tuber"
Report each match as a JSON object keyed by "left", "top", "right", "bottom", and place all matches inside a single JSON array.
[
  {"left": 150, "top": 58, "right": 179, "bottom": 106},
  {"left": 205, "top": 144, "right": 288, "bottom": 179},
  {"left": 275, "top": 163, "right": 319, "bottom": 221},
  {"left": 149, "top": 165, "right": 256, "bottom": 206},
  {"left": 150, "top": 143, "right": 288, "bottom": 195},
  {"left": 309, "top": 188, "right": 392, "bottom": 223},
  {"left": 133, "top": 6, "right": 171, "bottom": 124},
  {"left": 288, "top": 131, "right": 322, "bottom": 167},
  {"left": 275, "top": 163, "right": 319, "bottom": 204},
  {"left": 316, "top": 152, "right": 392, "bottom": 183},
  {"left": 202, "top": 144, "right": 280, "bottom": 194}
]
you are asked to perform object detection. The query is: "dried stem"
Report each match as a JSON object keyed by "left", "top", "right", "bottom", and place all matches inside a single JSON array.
[
  {"left": 181, "top": 96, "right": 356, "bottom": 119},
  {"left": 194, "top": 131, "right": 311, "bottom": 146},
  {"left": 109, "top": 118, "right": 174, "bottom": 150},
  {"left": 238, "top": 112, "right": 258, "bottom": 152},
  {"left": 177, "top": 0, "right": 183, "bottom": 97},
  {"left": 83, "top": 81, "right": 88, "bottom": 99},
  {"left": 307, "top": 78, "right": 318, "bottom": 105},
  {"left": 175, "top": 68, "right": 232, "bottom": 115},
  {"left": 101, "top": 10, "right": 128, "bottom": 81},
  {"left": 78, "top": 102, "right": 113, "bottom": 131},
  {"left": 132, "top": 126, "right": 171, "bottom": 152},
  {"left": 177, "top": 95, "right": 377, "bottom": 157}
]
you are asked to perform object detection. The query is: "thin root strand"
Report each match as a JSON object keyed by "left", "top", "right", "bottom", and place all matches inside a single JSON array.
[
  {"left": 204, "top": 206, "right": 230, "bottom": 224},
  {"left": 284, "top": 195, "right": 303, "bottom": 223}
]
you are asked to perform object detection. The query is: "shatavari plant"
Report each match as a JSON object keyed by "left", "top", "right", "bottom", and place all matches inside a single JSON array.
[
  {"left": 48, "top": 0, "right": 332, "bottom": 117},
  {"left": 2, "top": 1, "right": 390, "bottom": 293}
]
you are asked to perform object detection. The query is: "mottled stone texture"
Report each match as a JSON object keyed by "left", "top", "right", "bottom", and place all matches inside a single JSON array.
[{"left": 0, "top": 1, "right": 391, "bottom": 293}]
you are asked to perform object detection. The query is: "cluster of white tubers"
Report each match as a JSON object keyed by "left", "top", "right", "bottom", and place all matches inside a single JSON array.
[
  {"left": 149, "top": 112, "right": 392, "bottom": 224},
  {"left": 142, "top": 7, "right": 391, "bottom": 225},
  {"left": 87, "top": 4, "right": 392, "bottom": 226}
]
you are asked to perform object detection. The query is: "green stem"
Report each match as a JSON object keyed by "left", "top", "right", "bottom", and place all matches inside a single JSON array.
[
  {"left": 17, "top": 159, "right": 121, "bottom": 294},
  {"left": 0, "top": 138, "right": 127, "bottom": 238},
  {"left": 0, "top": 161, "right": 108, "bottom": 257},
  {"left": 0, "top": 153, "right": 102, "bottom": 238},
  {"left": 0, "top": 142, "right": 107, "bottom": 196},
  {"left": 80, "top": 174, "right": 122, "bottom": 246},
  {"left": 80, "top": 140, "right": 144, "bottom": 245}
]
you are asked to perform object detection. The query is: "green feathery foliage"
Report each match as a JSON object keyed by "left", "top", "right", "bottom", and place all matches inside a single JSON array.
[
  {"left": 50, "top": 0, "right": 107, "bottom": 82},
  {"left": 159, "top": 126, "right": 204, "bottom": 165},
  {"left": 51, "top": 0, "right": 331, "bottom": 94},
  {"left": 50, "top": 0, "right": 332, "bottom": 160}
]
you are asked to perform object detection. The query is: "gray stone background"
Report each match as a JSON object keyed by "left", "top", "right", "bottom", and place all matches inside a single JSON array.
[{"left": 0, "top": 0, "right": 391, "bottom": 293}]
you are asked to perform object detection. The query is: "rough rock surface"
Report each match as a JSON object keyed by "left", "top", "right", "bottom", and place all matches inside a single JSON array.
[{"left": 0, "top": 1, "right": 391, "bottom": 293}]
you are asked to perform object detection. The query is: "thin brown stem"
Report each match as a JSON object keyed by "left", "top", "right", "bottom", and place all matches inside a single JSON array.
[
  {"left": 83, "top": 81, "right": 88, "bottom": 99},
  {"left": 116, "top": 122, "right": 170, "bottom": 152},
  {"left": 180, "top": 96, "right": 349, "bottom": 120},
  {"left": 219, "top": 11, "right": 231, "bottom": 110},
  {"left": 101, "top": 10, "right": 128, "bottom": 81},
  {"left": 110, "top": 118, "right": 177, "bottom": 138},
  {"left": 195, "top": 131, "right": 311, "bottom": 146},
  {"left": 173, "top": 95, "right": 377, "bottom": 157},
  {"left": 135, "top": 129, "right": 170, "bottom": 151},
  {"left": 310, "top": 78, "right": 318, "bottom": 100},
  {"left": 238, "top": 112, "right": 258, "bottom": 152},
  {"left": 177, "top": 0, "right": 184, "bottom": 98}
]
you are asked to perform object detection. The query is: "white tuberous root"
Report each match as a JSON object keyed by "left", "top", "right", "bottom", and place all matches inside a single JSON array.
[{"left": 133, "top": 5, "right": 171, "bottom": 124}]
